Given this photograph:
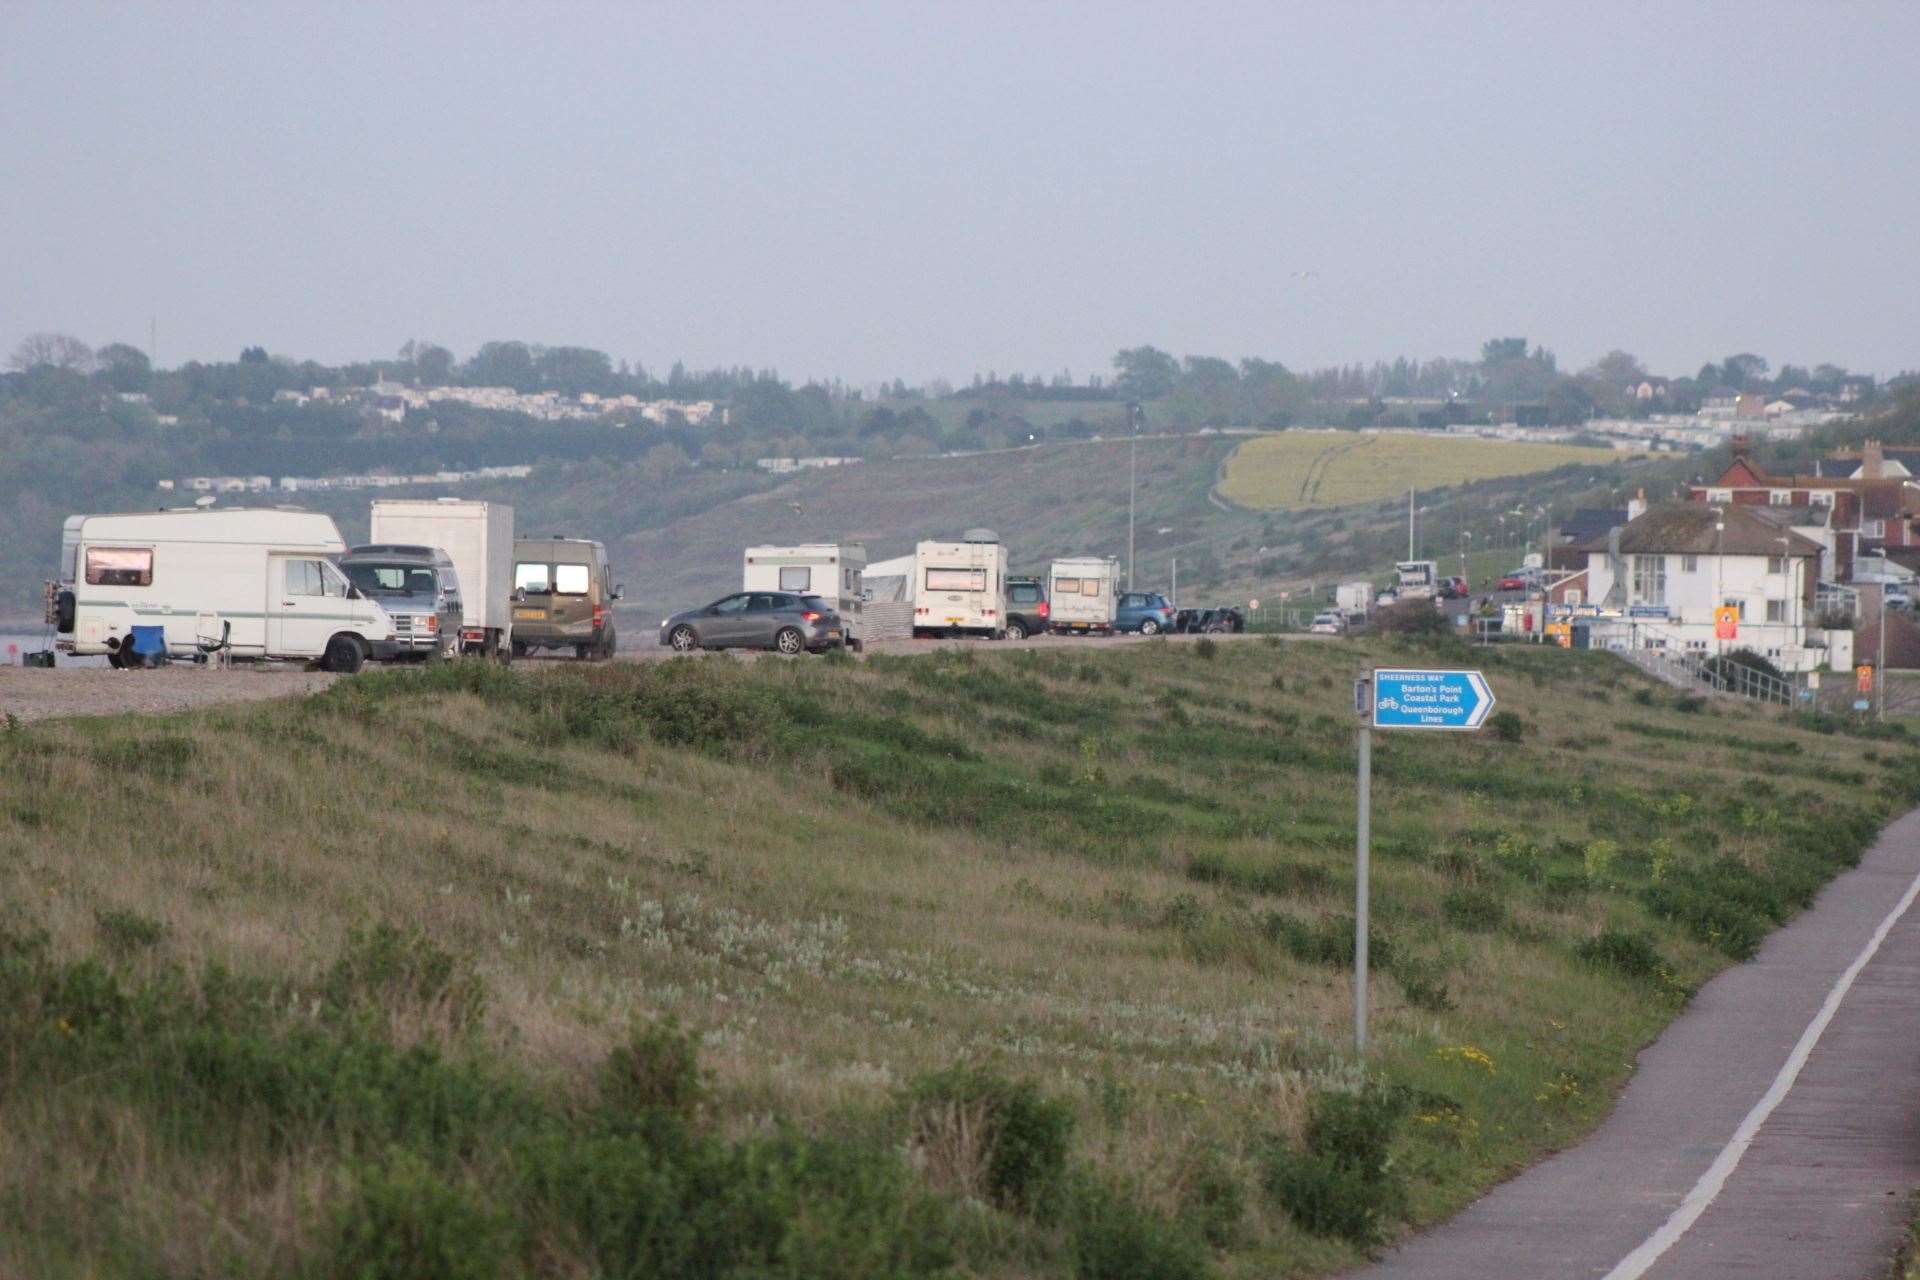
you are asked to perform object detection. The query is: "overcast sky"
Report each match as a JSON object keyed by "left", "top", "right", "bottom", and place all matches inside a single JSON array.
[{"left": 5, "top": 2, "right": 1917, "bottom": 386}]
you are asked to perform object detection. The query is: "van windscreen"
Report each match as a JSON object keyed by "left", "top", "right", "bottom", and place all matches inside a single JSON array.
[
  {"left": 925, "top": 567, "right": 986, "bottom": 592},
  {"left": 345, "top": 564, "right": 437, "bottom": 597}
]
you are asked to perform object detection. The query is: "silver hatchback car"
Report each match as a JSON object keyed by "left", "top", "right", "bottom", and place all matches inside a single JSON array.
[{"left": 659, "top": 592, "right": 846, "bottom": 655}]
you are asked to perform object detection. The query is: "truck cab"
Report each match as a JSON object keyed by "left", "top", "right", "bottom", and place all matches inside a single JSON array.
[{"left": 340, "top": 544, "right": 462, "bottom": 660}]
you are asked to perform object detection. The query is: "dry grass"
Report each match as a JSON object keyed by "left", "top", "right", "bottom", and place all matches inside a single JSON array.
[
  {"left": 1217, "top": 431, "right": 1621, "bottom": 511},
  {"left": 0, "top": 638, "right": 1905, "bottom": 1277}
]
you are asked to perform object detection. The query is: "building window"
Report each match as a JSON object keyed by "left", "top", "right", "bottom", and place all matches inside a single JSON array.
[
  {"left": 1766, "top": 556, "right": 1787, "bottom": 574},
  {"left": 1632, "top": 554, "right": 1666, "bottom": 605},
  {"left": 1766, "top": 599, "right": 1787, "bottom": 623},
  {"left": 1769, "top": 490, "right": 1791, "bottom": 505},
  {"left": 1681, "top": 554, "right": 1699, "bottom": 572},
  {"left": 1810, "top": 491, "right": 1834, "bottom": 507},
  {"left": 1722, "top": 598, "right": 1746, "bottom": 620},
  {"left": 1708, "top": 489, "right": 1732, "bottom": 502}
]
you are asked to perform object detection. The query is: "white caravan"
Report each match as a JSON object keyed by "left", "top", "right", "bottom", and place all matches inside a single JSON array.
[
  {"left": 744, "top": 543, "right": 866, "bottom": 639},
  {"left": 912, "top": 530, "right": 1009, "bottom": 639},
  {"left": 50, "top": 507, "right": 398, "bottom": 671},
  {"left": 369, "top": 499, "right": 515, "bottom": 657},
  {"left": 1048, "top": 556, "right": 1120, "bottom": 633}
]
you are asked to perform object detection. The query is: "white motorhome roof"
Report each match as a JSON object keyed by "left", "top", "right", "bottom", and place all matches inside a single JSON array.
[
  {"left": 745, "top": 543, "right": 867, "bottom": 561},
  {"left": 74, "top": 508, "right": 345, "bottom": 550},
  {"left": 1051, "top": 556, "right": 1119, "bottom": 569}
]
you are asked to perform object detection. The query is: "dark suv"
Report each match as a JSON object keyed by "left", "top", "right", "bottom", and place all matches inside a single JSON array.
[{"left": 1006, "top": 577, "right": 1049, "bottom": 640}]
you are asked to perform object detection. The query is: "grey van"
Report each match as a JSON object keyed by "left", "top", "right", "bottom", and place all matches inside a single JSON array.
[
  {"left": 511, "top": 536, "right": 622, "bottom": 660},
  {"left": 340, "top": 544, "right": 461, "bottom": 659}
]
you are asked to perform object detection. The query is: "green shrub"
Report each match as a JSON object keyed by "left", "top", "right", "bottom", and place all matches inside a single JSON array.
[
  {"left": 1194, "top": 637, "right": 1219, "bottom": 660},
  {"left": 601, "top": 1017, "right": 708, "bottom": 1119},
  {"left": 95, "top": 908, "right": 167, "bottom": 955},
  {"left": 1441, "top": 887, "right": 1504, "bottom": 932},
  {"left": 1177, "top": 1146, "right": 1245, "bottom": 1247},
  {"left": 323, "top": 923, "right": 486, "bottom": 1034},
  {"left": 1485, "top": 710, "right": 1526, "bottom": 743},
  {"left": 325, "top": 1151, "right": 509, "bottom": 1280},
  {"left": 1262, "top": 1086, "right": 1409, "bottom": 1245},
  {"left": 1573, "top": 927, "right": 1666, "bottom": 980},
  {"left": 907, "top": 1065, "right": 1075, "bottom": 1216},
  {"left": 1264, "top": 913, "right": 1392, "bottom": 971},
  {"left": 1067, "top": 1175, "right": 1213, "bottom": 1280}
]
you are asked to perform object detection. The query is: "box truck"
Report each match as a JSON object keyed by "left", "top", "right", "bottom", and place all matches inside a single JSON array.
[
  {"left": 744, "top": 543, "right": 865, "bottom": 643},
  {"left": 1048, "top": 556, "right": 1120, "bottom": 633},
  {"left": 1335, "top": 580, "right": 1373, "bottom": 623},
  {"left": 48, "top": 507, "right": 399, "bottom": 671},
  {"left": 912, "top": 529, "right": 1009, "bottom": 639},
  {"left": 1395, "top": 560, "right": 1439, "bottom": 599},
  {"left": 369, "top": 499, "right": 514, "bottom": 658}
]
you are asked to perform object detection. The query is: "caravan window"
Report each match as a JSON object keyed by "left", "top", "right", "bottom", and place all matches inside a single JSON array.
[
  {"left": 84, "top": 547, "right": 152, "bottom": 587},
  {"left": 554, "top": 564, "right": 591, "bottom": 595},
  {"left": 1053, "top": 577, "right": 1081, "bottom": 596},
  {"left": 926, "top": 567, "right": 986, "bottom": 592},
  {"left": 515, "top": 562, "right": 552, "bottom": 594},
  {"left": 779, "top": 566, "right": 812, "bottom": 592}
]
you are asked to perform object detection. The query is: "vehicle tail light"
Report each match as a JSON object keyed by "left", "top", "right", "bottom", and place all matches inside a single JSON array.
[
  {"left": 593, "top": 604, "right": 605, "bottom": 628},
  {"left": 1038, "top": 602, "right": 1050, "bottom": 619},
  {"left": 984, "top": 608, "right": 996, "bottom": 617},
  {"left": 461, "top": 628, "right": 483, "bottom": 641},
  {"left": 801, "top": 611, "right": 822, "bottom": 622}
]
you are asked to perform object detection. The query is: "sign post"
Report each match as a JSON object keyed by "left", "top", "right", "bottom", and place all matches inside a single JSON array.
[{"left": 1351, "top": 668, "right": 1495, "bottom": 1055}]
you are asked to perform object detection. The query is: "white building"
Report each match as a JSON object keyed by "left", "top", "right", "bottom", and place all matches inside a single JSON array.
[{"left": 1580, "top": 503, "right": 1836, "bottom": 672}]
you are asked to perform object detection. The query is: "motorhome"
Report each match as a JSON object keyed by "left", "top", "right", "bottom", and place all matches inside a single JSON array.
[
  {"left": 912, "top": 530, "right": 1009, "bottom": 639},
  {"left": 1048, "top": 556, "right": 1120, "bottom": 633},
  {"left": 339, "top": 544, "right": 461, "bottom": 659},
  {"left": 1395, "top": 560, "right": 1439, "bottom": 599},
  {"left": 49, "top": 507, "right": 398, "bottom": 671},
  {"left": 744, "top": 543, "right": 865, "bottom": 640},
  {"left": 369, "top": 499, "right": 514, "bottom": 658}
]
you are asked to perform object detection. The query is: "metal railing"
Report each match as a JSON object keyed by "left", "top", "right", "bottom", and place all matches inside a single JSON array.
[{"left": 1614, "top": 622, "right": 1797, "bottom": 705}]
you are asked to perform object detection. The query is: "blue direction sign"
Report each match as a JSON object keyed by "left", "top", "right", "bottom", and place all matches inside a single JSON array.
[{"left": 1371, "top": 668, "right": 1495, "bottom": 731}]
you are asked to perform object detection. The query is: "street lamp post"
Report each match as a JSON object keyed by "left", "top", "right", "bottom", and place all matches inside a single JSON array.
[{"left": 1715, "top": 516, "right": 1726, "bottom": 670}]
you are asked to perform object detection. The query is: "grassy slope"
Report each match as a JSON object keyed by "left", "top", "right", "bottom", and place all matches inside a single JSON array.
[
  {"left": 1218, "top": 434, "right": 1621, "bottom": 511},
  {"left": 0, "top": 638, "right": 1908, "bottom": 1277}
]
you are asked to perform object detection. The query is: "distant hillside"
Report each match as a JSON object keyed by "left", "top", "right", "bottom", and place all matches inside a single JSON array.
[{"left": 608, "top": 435, "right": 1254, "bottom": 615}]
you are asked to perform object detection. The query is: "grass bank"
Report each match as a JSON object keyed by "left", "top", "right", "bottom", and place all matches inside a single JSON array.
[{"left": 0, "top": 636, "right": 1910, "bottom": 1277}]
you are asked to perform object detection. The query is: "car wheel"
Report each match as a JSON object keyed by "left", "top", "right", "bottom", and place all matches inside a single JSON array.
[
  {"left": 1140, "top": 618, "right": 1161, "bottom": 635},
  {"left": 511, "top": 640, "right": 528, "bottom": 659},
  {"left": 323, "top": 634, "right": 365, "bottom": 674},
  {"left": 669, "top": 625, "right": 699, "bottom": 653},
  {"left": 600, "top": 630, "right": 616, "bottom": 660},
  {"left": 775, "top": 627, "right": 804, "bottom": 656},
  {"left": 1006, "top": 619, "right": 1028, "bottom": 641}
]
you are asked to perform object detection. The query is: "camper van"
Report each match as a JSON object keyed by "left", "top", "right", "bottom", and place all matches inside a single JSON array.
[
  {"left": 744, "top": 543, "right": 865, "bottom": 642},
  {"left": 1048, "top": 556, "right": 1120, "bottom": 633},
  {"left": 912, "top": 530, "right": 1009, "bottom": 640},
  {"left": 1395, "top": 561, "right": 1439, "bottom": 600},
  {"left": 511, "top": 536, "right": 621, "bottom": 659},
  {"left": 369, "top": 499, "right": 514, "bottom": 658},
  {"left": 50, "top": 508, "right": 399, "bottom": 671}
]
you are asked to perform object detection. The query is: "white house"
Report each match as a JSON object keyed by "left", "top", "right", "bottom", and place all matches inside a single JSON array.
[{"left": 1581, "top": 503, "right": 1835, "bottom": 672}]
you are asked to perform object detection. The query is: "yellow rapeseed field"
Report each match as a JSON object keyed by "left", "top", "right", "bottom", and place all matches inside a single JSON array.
[{"left": 1218, "top": 431, "right": 1620, "bottom": 511}]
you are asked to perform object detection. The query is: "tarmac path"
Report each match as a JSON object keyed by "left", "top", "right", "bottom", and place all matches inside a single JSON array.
[{"left": 1354, "top": 806, "right": 1920, "bottom": 1280}]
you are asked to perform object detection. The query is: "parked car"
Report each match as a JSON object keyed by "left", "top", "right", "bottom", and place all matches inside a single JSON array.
[
  {"left": 1114, "top": 591, "right": 1175, "bottom": 634},
  {"left": 1375, "top": 588, "right": 1399, "bottom": 608},
  {"left": 659, "top": 591, "right": 845, "bottom": 655},
  {"left": 1309, "top": 611, "right": 1347, "bottom": 635},
  {"left": 1175, "top": 606, "right": 1246, "bottom": 634},
  {"left": 1498, "top": 568, "right": 1539, "bottom": 592},
  {"left": 1438, "top": 575, "right": 1470, "bottom": 599},
  {"left": 1005, "top": 576, "right": 1049, "bottom": 639},
  {"left": 1886, "top": 584, "right": 1912, "bottom": 610}
]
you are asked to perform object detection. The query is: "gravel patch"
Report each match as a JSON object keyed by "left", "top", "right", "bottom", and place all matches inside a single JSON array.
[{"left": 0, "top": 665, "right": 338, "bottom": 724}]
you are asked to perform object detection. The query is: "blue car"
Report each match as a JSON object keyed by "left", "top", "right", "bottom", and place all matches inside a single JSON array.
[{"left": 1115, "top": 591, "right": 1175, "bottom": 635}]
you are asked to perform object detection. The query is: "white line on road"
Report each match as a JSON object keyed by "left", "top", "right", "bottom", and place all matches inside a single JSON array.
[{"left": 1602, "top": 859, "right": 1920, "bottom": 1280}]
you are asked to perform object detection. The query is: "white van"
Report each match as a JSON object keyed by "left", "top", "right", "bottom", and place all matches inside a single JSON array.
[
  {"left": 1395, "top": 560, "right": 1439, "bottom": 599},
  {"left": 912, "top": 530, "right": 1008, "bottom": 639},
  {"left": 369, "top": 499, "right": 515, "bottom": 658},
  {"left": 744, "top": 543, "right": 866, "bottom": 640},
  {"left": 1048, "top": 556, "right": 1120, "bottom": 633},
  {"left": 50, "top": 508, "right": 399, "bottom": 671}
]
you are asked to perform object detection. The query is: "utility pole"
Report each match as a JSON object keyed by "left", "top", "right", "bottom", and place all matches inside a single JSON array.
[
  {"left": 1407, "top": 487, "right": 1415, "bottom": 561},
  {"left": 1171, "top": 556, "right": 1178, "bottom": 611},
  {"left": 1127, "top": 403, "right": 1142, "bottom": 591},
  {"left": 1878, "top": 584, "right": 1888, "bottom": 720},
  {"left": 1353, "top": 677, "right": 1372, "bottom": 1055}
]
